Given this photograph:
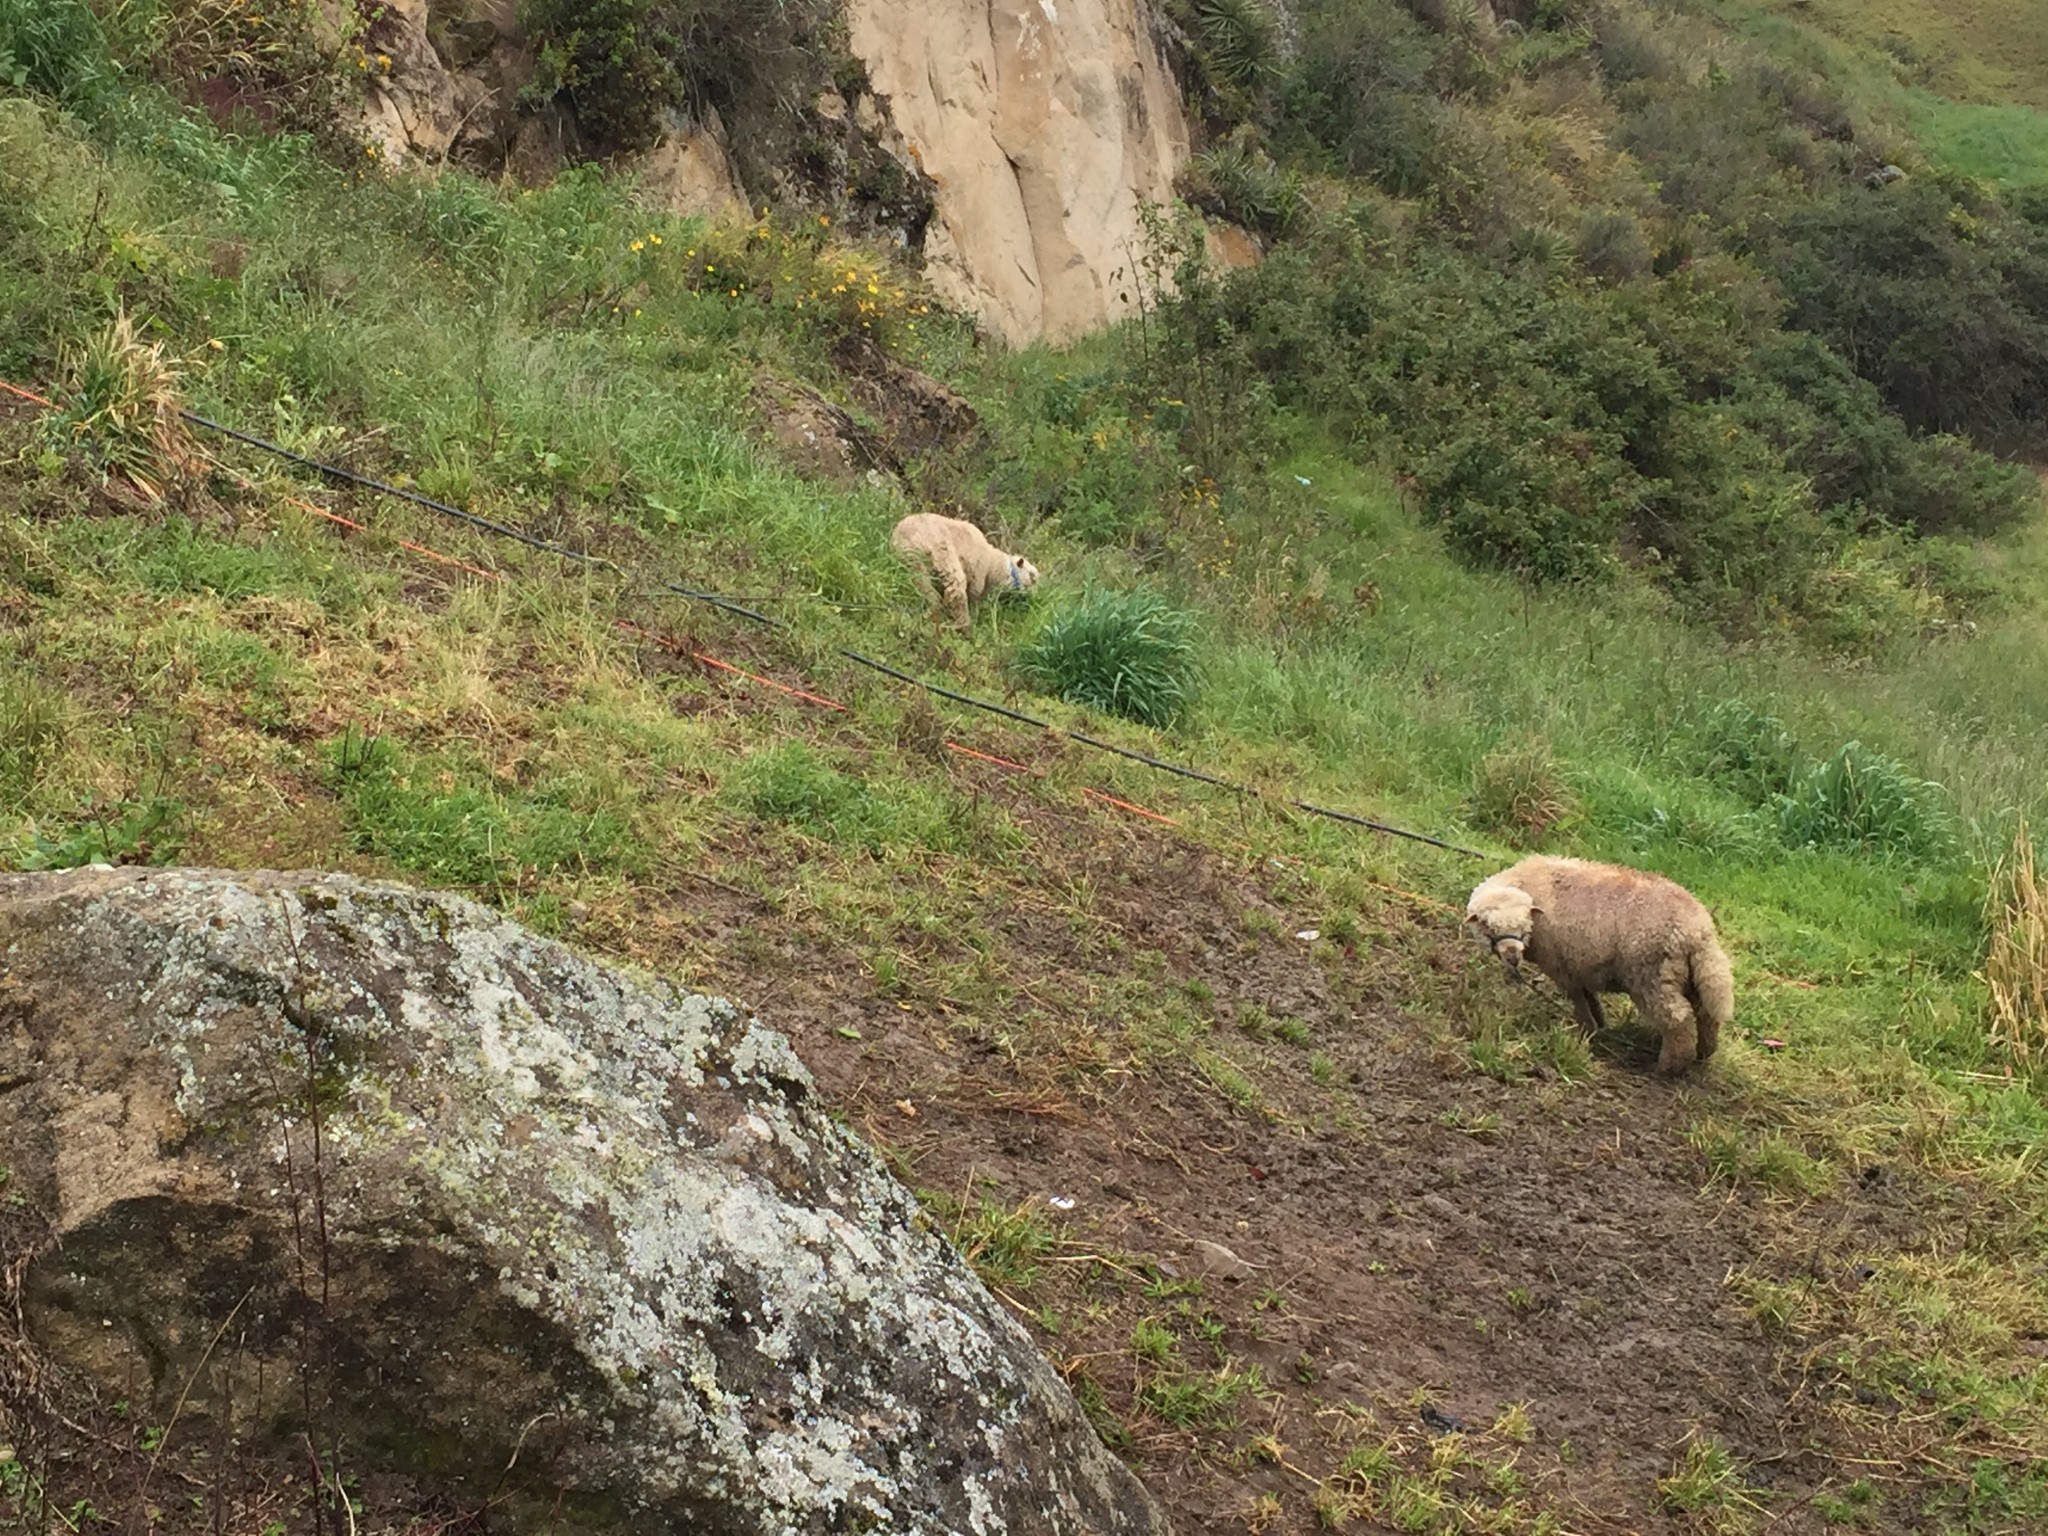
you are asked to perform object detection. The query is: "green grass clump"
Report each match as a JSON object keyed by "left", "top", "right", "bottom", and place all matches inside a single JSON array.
[
  {"left": 331, "top": 734, "right": 629, "bottom": 887},
  {"left": 1017, "top": 589, "right": 1202, "bottom": 729},
  {"left": 1468, "top": 735, "right": 1578, "bottom": 846},
  {"left": 1774, "top": 741, "right": 1955, "bottom": 860},
  {"left": 728, "top": 741, "right": 999, "bottom": 856}
]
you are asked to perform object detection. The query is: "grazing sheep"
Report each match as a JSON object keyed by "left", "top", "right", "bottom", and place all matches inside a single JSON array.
[
  {"left": 890, "top": 512, "right": 1039, "bottom": 633},
  {"left": 1465, "top": 854, "right": 1734, "bottom": 1074}
]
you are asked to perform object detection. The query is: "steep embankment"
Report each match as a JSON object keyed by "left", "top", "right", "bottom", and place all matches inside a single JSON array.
[
  {"left": 346, "top": 0, "right": 1197, "bottom": 343},
  {"left": 846, "top": 0, "right": 1190, "bottom": 343}
]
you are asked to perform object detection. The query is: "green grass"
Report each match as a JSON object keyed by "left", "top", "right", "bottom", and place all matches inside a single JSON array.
[
  {"left": 1705, "top": 0, "right": 2048, "bottom": 185},
  {"left": 2, "top": 23, "right": 2048, "bottom": 1534}
]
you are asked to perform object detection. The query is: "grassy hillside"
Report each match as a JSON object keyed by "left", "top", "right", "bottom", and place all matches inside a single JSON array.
[
  {"left": 1713, "top": 0, "right": 2048, "bottom": 185},
  {"left": 4, "top": 1, "right": 2048, "bottom": 1534}
]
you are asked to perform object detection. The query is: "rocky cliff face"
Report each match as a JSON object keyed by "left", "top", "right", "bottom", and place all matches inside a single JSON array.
[
  {"left": 845, "top": 0, "right": 1191, "bottom": 345},
  {"left": 0, "top": 866, "right": 1166, "bottom": 1536},
  {"left": 335, "top": 0, "right": 1194, "bottom": 345}
]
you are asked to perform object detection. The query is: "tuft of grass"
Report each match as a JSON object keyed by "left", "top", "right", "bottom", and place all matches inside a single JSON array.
[
  {"left": 1690, "top": 698, "right": 1802, "bottom": 804},
  {"left": 1775, "top": 741, "right": 1955, "bottom": 860},
  {"left": 1468, "top": 735, "right": 1578, "bottom": 846},
  {"left": 1983, "top": 818, "right": 2048, "bottom": 1072},
  {"left": 952, "top": 1197, "right": 1056, "bottom": 1291},
  {"left": 329, "top": 733, "right": 628, "bottom": 888},
  {"left": 51, "top": 310, "right": 202, "bottom": 503},
  {"left": 0, "top": 669, "right": 66, "bottom": 809},
  {"left": 728, "top": 741, "right": 996, "bottom": 856},
  {"left": 1656, "top": 1435, "right": 1757, "bottom": 1524},
  {"left": 1016, "top": 588, "right": 1202, "bottom": 729}
]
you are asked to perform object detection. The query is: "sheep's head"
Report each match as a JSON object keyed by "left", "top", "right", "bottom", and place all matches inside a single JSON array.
[{"left": 1465, "top": 880, "right": 1537, "bottom": 979}]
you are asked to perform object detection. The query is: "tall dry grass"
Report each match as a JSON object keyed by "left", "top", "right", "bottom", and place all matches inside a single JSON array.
[{"left": 1985, "top": 818, "right": 2048, "bottom": 1070}]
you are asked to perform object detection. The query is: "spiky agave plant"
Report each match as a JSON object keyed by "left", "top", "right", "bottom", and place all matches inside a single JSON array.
[
  {"left": 53, "top": 309, "right": 203, "bottom": 502},
  {"left": 1189, "top": 0, "right": 1280, "bottom": 91}
]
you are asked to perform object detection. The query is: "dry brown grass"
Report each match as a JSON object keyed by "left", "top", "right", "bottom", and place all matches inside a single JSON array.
[
  {"left": 1984, "top": 817, "right": 2048, "bottom": 1070},
  {"left": 54, "top": 310, "right": 206, "bottom": 504}
]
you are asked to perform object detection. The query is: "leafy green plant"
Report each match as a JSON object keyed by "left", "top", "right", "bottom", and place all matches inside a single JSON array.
[
  {"left": 1017, "top": 589, "right": 1202, "bottom": 729},
  {"left": 1177, "top": 136, "right": 1307, "bottom": 238},
  {"left": 0, "top": 0, "right": 120, "bottom": 108},
  {"left": 1181, "top": 0, "right": 1281, "bottom": 93},
  {"left": 1690, "top": 700, "right": 1801, "bottom": 804},
  {"left": 51, "top": 310, "right": 201, "bottom": 503}
]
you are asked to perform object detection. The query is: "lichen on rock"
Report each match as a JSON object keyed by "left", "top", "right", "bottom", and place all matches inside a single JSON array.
[{"left": 0, "top": 866, "right": 1165, "bottom": 1535}]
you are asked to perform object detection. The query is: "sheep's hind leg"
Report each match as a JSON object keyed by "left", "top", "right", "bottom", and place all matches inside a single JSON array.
[
  {"left": 936, "top": 554, "right": 972, "bottom": 632},
  {"left": 1639, "top": 981, "right": 1699, "bottom": 1075},
  {"left": 1569, "top": 990, "right": 1608, "bottom": 1035}
]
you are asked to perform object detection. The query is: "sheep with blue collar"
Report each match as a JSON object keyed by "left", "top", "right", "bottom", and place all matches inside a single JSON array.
[{"left": 890, "top": 511, "right": 1040, "bottom": 633}]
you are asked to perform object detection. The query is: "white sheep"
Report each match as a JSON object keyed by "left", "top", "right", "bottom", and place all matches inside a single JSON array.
[
  {"left": 1466, "top": 854, "right": 1735, "bottom": 1074},
  {"left": 890, "top": 512, "right": 1039, "bottom": 633}
]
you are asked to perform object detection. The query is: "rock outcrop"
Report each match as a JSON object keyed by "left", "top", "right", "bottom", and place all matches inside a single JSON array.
[
  {"left": 0, "top": 866, "right": 1165, "bottom": 1536},
  {"left": 843, "top": 0, "right": 1191, "bottom": 345}
]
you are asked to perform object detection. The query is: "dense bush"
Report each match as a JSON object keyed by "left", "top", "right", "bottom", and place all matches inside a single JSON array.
[
  {"left": 1125, "top": 0, "right": 2045, "bottom": 642},
  {"left": 1278, "top": 0, "right": 1445, "bottom": 194},
  {"left": 0, "top": 0, "right": 119, "bottom": 109},
  {"left": 519, "top": 0, "right": 840, "bottom": 154},
  {"left": 1756, "top": 181, "right": 2048, "bottom": 455},
  {"left": 1776, "top": 741, "right": 1956, "bottom": 860}
]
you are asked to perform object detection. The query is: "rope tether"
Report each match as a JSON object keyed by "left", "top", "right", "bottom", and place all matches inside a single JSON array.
[{"left": 150, "top": 404, "right": 1493, "bottom": 860}]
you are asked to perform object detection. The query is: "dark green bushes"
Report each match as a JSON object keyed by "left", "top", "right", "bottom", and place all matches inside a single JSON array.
[{"left": 1755, "top": 181, "right": 2048, "bottom": 455}]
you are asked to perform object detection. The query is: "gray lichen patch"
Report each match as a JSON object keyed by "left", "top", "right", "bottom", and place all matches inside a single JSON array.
[{"left": 0, "top": 866, "right": 1166, "bottom": 1536}]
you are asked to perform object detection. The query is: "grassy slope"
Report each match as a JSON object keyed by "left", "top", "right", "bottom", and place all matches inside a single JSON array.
[
  {"left": 1712, "top": 0, "right": 2048, "bottom": 185},
  {"left": 4, "top": 28, "right": 2048, "bottom": 1536}
]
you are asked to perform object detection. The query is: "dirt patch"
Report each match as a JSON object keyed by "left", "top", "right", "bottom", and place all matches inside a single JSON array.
[{"left": 578, "top": 777, "right": 1924, "bottom": 1535}]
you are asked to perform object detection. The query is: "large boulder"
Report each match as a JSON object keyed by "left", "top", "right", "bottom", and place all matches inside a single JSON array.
[{"left": 0, "top": 867, "right": 1165, "bottom": 1536}]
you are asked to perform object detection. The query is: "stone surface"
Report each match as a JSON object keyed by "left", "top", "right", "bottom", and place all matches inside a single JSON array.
[
  {"left": 0, "top": 866, "right": 1165, "bottom": 1536},
  {"left": 846, "top": 0, "right": 1191, "bottom": 345},
  {"left": 633, "top": 110, "right": 750, "bottom": 223}
]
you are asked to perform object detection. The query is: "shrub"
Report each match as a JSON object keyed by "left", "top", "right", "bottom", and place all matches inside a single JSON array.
[
  {"left": 1575, "top": 208, "right": 1652, "bottom": 282},
  {"left": 0, "top": 0, "right": 121, "bottom": 109},
  {"left": 1468, "top": 735, "right": 1578, "bottom": 845},
  {"left": 50, "top": 310, "right": 202, "bottom": 504},
  {"left": 1017, "top": 589, "right": 1202, "bottom": 729},
  {"left": 1178, "top": 0, "right": 1283, "bottom": 96},
  {"left": 1775, "top": 741, "right": 1955, "bottom": 859},
  {"left": 1279, "top": 0, "right": 1444, "bottom": 195},
  {"left": 1759, "top": 181, "right": 2048, "bottom": 456},
  {"left": 1177, "top": 136, "right": 1307, "bottom": 238}
]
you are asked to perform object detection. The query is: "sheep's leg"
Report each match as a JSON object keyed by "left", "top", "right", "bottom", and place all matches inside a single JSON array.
[
  {"left": 906, "top": 558, "right": 943, "bottom": 630},
  {"left": 1568, "top": 989, "right": 1604, "bottom": 1034},
  {"left": 1639, "top": 979, "right": 1699, "bottom": 1075},
  {"left": 936, "top": 553, "right": 972, "bottom": 632}
]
